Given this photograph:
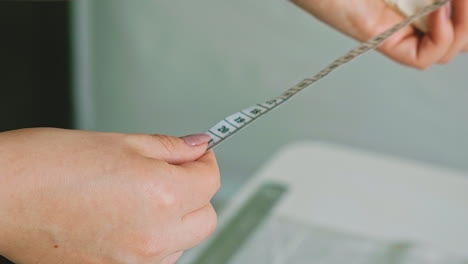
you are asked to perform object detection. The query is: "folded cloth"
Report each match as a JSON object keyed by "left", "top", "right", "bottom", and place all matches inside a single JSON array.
[{"left": 386, "top": 0, "right": 437, "bottom": 32}]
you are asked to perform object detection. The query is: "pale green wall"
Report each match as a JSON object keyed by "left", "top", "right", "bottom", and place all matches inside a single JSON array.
[{"left": 73, "top": 0, "right": 468, "bottom": 195}]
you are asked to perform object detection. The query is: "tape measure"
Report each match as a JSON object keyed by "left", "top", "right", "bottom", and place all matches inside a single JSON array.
[{"left": 205, "top": 0, "right": 450, "bottom": 150}]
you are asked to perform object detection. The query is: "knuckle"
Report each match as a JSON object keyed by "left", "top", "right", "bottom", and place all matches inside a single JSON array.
[
  {"left": 187, "top": 205, "right": 218, "bottom": 243},
  {"left": 406, "top": 56, "right": 436, "bottom": 71},
  {"left": 123, "top": 133, "right": 147, "bottom": 145},
  {"left": 154, "top": 181, "right": 180, "bottom": 208},
  {"left": 123, "top": 133, "right": 154, "bottom": 153},
  {"left": 140, "top": 170, "right": 182, "bottom": 209},
  {"left": 438, "top": 58, "right": 453, "bottom": 65},
  {"left": 152, "top": 135, "right": 179, "bottom": 156},
  {"left": 124, "top": 234, "right": 166, "bottom": 261},
  {"left": 125, "top": 134, "right": 183, "bottom": 158},
  {"left": 200, "top": 167, "right": 221, "bottom": 197},
  {"left": 138, "top": 241, "right": 165, "bottom": 259},
  {"left": 203, "top": 205, "right": 218, "bottom": 238},
  {"left": 414, "top": 62, "right": 431, "bottom": 71},
  {"left": 205, "top": 154, "right": 221, "bottom": 189},
  {"left": 210, "top": 169, "right": 221, "bottom": 194},
  {"left": 438, "top": 52, "right": 457, "bottom": 65}
]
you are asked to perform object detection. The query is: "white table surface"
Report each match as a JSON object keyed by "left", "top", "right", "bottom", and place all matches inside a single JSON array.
[{"left": 181, "top": 142, "right": 468, "bottom": 262}]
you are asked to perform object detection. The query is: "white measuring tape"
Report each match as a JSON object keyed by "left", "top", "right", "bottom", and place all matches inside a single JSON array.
[{"left": 205, "top": 0, "right": 450, "bottom": 150}]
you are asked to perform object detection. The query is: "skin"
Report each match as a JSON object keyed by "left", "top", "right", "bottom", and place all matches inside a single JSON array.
[
  {"left": 0, "top": 2, "right": 465, "bottom": 263},
  {"left": 292, "top": 0, "right": 468, "bottom": 69},
  {"left": 0, "top": 128, "right": 220, "bottom": 264}
]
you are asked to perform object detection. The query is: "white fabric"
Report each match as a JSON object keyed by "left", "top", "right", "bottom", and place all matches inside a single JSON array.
[{"left": 386, "top": 0, "right": 437, "bottom": 32}]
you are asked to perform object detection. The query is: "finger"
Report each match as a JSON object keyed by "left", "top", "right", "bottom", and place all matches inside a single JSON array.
[
  {"left": 379, "top": 3, "right": 454, "bottom": 69},
  {"left": 438, "top": 0, "right": 468, "bottom": 63},
  {"left": 416, "top": 3, "right": 454, "bottom": 67},
  {"left": 142, "top": 150, "right": 219, "bottom": 215},
  {"left": 129, "top": 134, "right": 211, "bottom": 164},
  {"left": 174, "top": 203, "right": 218, "bottom": 251},
  {"left": 172, "top": 151, "right": 221, "bottom": 212}
]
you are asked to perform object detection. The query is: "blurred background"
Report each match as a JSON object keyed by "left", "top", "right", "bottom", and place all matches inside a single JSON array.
[
  {"left": 0, "top": 2, "right": 71, "bottom": 132},
  {"left": 1, "top": 0, "right": 467, "bottom": 263},
  {"left": 72, "top": 0, "right": 468, "bottom": 201}
]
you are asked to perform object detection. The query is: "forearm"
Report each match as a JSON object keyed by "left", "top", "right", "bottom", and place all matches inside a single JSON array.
[
  {"left": 0, "top": 131, "right": 15, "bottom": 257},
  {"left": 290, "top": 0, "right": 375, "bottom": 40},
  {"left": 0, "top": 130, "right": 31, "bottom": 259},
  {"left": 0, "top": 129, "right": 69, "bottom": 263}
]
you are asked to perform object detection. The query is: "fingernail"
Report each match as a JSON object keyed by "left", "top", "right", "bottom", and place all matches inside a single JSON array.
[
  {"left": 181, "top": 134, "right": 212, "bottom": 146},
  {"left": 445, "top": 2, "right": 452, "bottom": 19}
]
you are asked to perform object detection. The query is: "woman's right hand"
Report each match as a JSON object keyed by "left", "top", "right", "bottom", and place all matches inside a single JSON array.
[
  {"left": 292, "top": 0, "right": 468, "bottom": 69},
  {"left": 0, "top": 128, "right": 220, "bottom": 264}
]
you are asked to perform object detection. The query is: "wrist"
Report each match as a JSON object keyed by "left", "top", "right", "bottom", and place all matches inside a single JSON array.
[{"left": 0, "top": 131, "right": 18, "bottom": 256}]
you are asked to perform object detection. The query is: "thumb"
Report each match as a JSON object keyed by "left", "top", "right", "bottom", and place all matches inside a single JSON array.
[{"left": 146, "top": 134, "right": 212, "bottom": 164}]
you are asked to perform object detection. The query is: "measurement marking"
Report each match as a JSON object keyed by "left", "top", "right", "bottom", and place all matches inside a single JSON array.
[
  {"left": 224, "top": 119, "right": 240, "bottom": 129},
  {"left": 204, "top": 0, "right": 450, "bottom": 151}
]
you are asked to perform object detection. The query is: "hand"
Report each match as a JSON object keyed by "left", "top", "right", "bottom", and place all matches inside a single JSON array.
[
  {"left": 0, "top": 128, "right": 220, "bottom": 264},
  {"left": 292, "top": 0, "right": 468, "bottom": 69}
]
